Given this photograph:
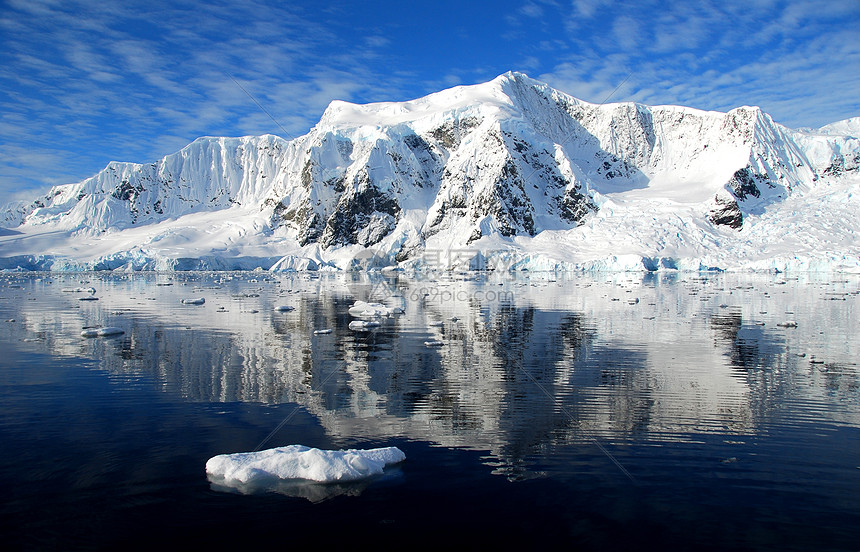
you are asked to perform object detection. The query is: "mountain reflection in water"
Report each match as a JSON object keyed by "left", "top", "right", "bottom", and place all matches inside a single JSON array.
[{"left": 2, "top": 271, "right": 857, "bottom": 479}]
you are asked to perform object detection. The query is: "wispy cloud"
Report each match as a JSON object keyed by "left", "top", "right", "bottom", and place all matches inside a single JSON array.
[{"left": 540, "top": 0, "right": 859, "bottom": 127}]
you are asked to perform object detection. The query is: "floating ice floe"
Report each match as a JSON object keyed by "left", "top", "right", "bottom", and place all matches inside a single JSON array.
[
  {"left": 348, "top": 301, "right": 404, "bottom": 318},
  {"left": 777, "top": 321, "right": 798, "bottom": 328},
  {"left": 424, "top": 340, "right": 444, "bottom": 347},
  {"left": 273, "top": 305, "right": 295, "bottom": 312},
  {"left": 81, "top": 327, "right": 124, "bottom": 338},
  {"left": 62, "top": 287, "right": 96, "bottom": 294},
  {"left": 205, "top": 445, "right": 405, "bottom": 484},
  {"left": 181, "top": 297, "right": 205, "bottom": 305},
  {"left": 349, "top": 320, "right": 381, "bottom": 331},
  {"left": 313, "top": 328, "right": 333, "bottom": 335}
]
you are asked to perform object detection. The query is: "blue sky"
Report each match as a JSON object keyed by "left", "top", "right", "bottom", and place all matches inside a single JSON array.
[{"left": 1, "top": 0, "right": 858, "bottom": 206}]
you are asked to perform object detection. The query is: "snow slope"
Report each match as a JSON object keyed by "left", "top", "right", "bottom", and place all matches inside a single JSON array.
[{"left": 1, "top": 72, "right": 859, "bottom": 272}]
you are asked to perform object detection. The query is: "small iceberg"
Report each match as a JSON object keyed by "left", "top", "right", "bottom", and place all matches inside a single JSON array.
[
  {"left": 62, "top": 287, "right": 96, "bottom": 294},
  {"left": 181, "top": 297, "right": 205, "bottom": 305},
  {"left": 81, "top": 327, "right": 124, "bottom": 338},
  {"left": 205, "top": 445, "right": 405, "bottom": 484},
  {"left": 313, "top": 328, "right": 333, "bottom": 335},
  {"left": 273, "top": 305, "right": 295, "bottom": 312},
  {"left": 348, "top": 301, "right": 403, "bottom": 318},
  {"left": 269, "top": 255, "right": 322, "bottom": 272},
  {"left": 349, "top": 320, "right": 381, "bottom": 331},
  {"left": 424, "top": 340, "right": 444, "bottom": 347}
]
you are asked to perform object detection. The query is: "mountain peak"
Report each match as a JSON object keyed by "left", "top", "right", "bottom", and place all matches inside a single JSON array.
[
  {"left": 492, "top": 70, "right": 538, "bottom": 85},
  {"left": 318, "top": 71, "right": 548, "bottom": 129}
]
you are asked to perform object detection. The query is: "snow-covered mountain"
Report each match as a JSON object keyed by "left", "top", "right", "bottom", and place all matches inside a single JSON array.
[{"left": 2, "top": 72, "right": 859, "bottom": 272}]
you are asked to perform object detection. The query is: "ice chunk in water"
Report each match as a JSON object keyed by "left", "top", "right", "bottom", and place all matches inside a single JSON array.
[
  {"left": 273, "top": 305, "right": 295, "bottom": 312},
  {"left": 181, "top": 298, "right": 205, "bottom": 305},
  {"left": 63, "top": 287, "right": 96, "bottom": 294},
  {"left": 313, "top": 328, "right": 333, "bottom": 335},
  {"left": 348, "top": 301, "right": 389, "bottom": 317},
  {"left": 348, "top": 301, "right": 403, "bottom": 318},
  {"left": 81, "top": 327, "right": 124, "bottom": 338},
  {"left": 349, "top": 320, "right": 381, "bottom": 330},
  {"left": 205, "top": 445, "right": 405, "bottom": 484}
]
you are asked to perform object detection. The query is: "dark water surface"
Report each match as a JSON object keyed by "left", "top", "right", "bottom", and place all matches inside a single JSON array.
[{"left": 1, "top": 271, "right": 858, "bottom": 550}]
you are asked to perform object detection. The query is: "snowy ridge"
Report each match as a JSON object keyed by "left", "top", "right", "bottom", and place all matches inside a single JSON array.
[
  {"left": 1, "top": 71, "right": 859, "bottom": 272},
  {"left": 10, "top": 135, "right": 293, "bottom": 232},
  {"left": 817, "top": 117, "right": 860, "bottom": 138}
]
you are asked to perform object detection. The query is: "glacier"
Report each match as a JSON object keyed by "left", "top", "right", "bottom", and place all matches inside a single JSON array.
[{"left": 1, "top": 71, "right": 859, "bottom": 273}]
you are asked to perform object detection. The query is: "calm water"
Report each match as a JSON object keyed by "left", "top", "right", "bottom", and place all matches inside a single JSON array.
[{"left": 0, "top": 271, "right": 858, "bottom": 550}]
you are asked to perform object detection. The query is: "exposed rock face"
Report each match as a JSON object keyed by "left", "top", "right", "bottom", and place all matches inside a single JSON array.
[
  {"left": 319, "top": 173, "right": 401, "bottom": 247},
  {"left": 709, "top": 194, "right": 744, "bottom": 229},
  {"left": 705, "top": 167, "right": 766, "bottom": 230},
  {"left": 727, "top": 168, "right": 765, "bottom": 201}
]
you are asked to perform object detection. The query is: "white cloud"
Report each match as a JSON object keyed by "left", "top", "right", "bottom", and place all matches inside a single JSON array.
[
  {"left": 520, "top": 3, "right": 545, "bottom": 18},
  {"left": 611, "top": 15, "right": 642, "bottom": 52}
]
